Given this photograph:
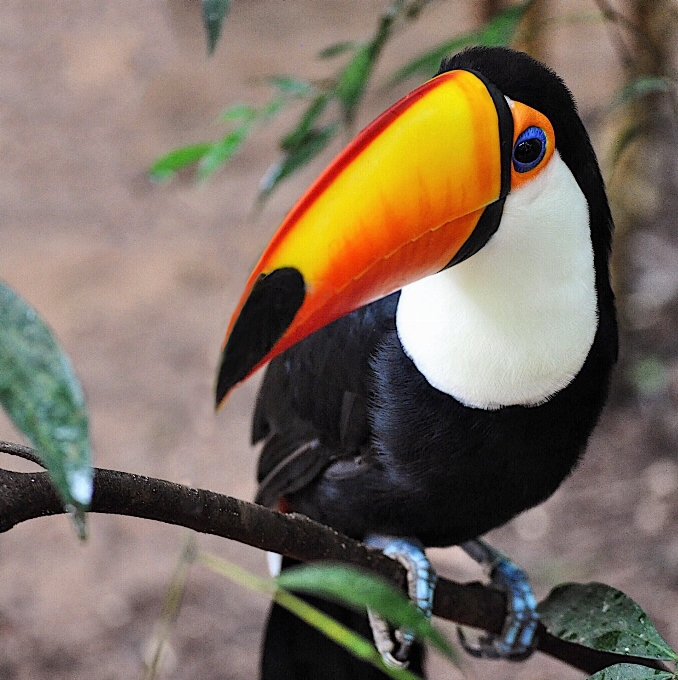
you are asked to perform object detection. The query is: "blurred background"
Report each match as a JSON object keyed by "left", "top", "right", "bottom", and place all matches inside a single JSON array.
[{"left": 0, "top": 1, "right": 677, "bottom": 678}]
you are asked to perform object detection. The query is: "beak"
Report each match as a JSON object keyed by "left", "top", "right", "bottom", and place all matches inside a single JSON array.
[{"left": 217, "top": 68, "right": 513, "bottom": 404}]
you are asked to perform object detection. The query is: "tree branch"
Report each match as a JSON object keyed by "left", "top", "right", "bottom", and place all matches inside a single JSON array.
[{"left": 0, "top": 441, "right": 667, "bottom": 676}]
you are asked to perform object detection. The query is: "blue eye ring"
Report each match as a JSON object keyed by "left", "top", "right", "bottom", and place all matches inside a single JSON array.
[{"left": 512, "top": 126, "right": 547, "bottom": 173}]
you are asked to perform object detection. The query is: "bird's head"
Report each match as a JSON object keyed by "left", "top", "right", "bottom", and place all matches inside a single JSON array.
[{"left": 216, "top": 47, "right": 613, "bottom": 405}]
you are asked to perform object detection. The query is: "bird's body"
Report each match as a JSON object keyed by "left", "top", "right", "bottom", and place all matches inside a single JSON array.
[
  {"left": 250, "top": 46, "right": 616, "bottom": 548},
  {"left": 217, "top": 47, "right": 617, "bottom": 679},
  {"left": 254, "top": 289, "right": 615, "bottom": 548}
]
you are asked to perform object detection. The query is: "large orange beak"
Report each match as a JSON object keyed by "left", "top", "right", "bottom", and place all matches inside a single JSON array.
[{"left": 217, "top": 69, "right": 513, "bottom": 404}]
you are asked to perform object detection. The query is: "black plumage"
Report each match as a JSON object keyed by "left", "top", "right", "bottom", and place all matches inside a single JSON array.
[{"left": 253, "top": 46, "right": 616, "bottom": 544}]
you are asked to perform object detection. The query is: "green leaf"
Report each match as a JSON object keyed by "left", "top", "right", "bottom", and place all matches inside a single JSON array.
[
  {"left": 261, "top": 97, "right": 289, "bottom": 121},
  {"left": 335, "top": 43, "right": 374, "bottom": 125},
  {"left": 148, "top": 143, "right": 213, "bottom": 183},
  {"left": 267, "top": 76, "right": 317, "bottom": 99},
  {"left": 202, "top": 0, "right": 231, "bottom": 54},
  {"left": 611, "top": 77, "right": 671, "bottom": 109},
  {"left": 149, "top": 97, "right": 288, "bottom": 186},
  {"left": 272, "top": 588, "right": 422, "bottom": 680},
  {"left": 278, "top": 563, "right": 456, "bottom": 660},
  {"left": 219, "top": 103, "right": 258, "bottom": 123},
  {"left": 197, "top": 123, "right": 254, "bottom": 180},
  {"left": 198, "top": 553, "right": 422, "bottom": 680},
  {"left": 587, "top": 663, "right": 674, "bottom": 680},
  {"left": 539, "top": 583, "right": 678, "bottom": 661},
  {"left": 390, "top": 0, "right": 533, "bottom": 84},
  {"left": 632, "top": 356, "right": 668, "bottom": 397},
  {"left": 609, "top": 122, "right": 646, "bottom": 167},
  {"left": 477, "top": 1, "right": 533, "bottom": 46},
  {"left": 281, "top": 94, "right": 331, "bottom": 151},
  {"left": 0, "top": 280, "right": 93, "bottom": 534},
  {"left": 259, "top": 122, "right": 338, "bottom": 199},
  {"left": 318, "top": 41, "right": 359, "bottom": 60},
  {"left": 389, "top": 34, "right": 480, "bottom": 84}
]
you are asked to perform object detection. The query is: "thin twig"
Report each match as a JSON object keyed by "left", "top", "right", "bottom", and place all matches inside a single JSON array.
[
  {"left": 142, "top": 533, "right": 197, "bottom": 680},
  {"left": 0, "top": 440, "right": 46, "bottom": 468}
]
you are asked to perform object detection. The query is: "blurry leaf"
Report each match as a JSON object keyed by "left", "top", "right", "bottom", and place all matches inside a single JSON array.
[
  {"left": 267, "top": 76, "right": 317, "bottom": 98},
  {"left": 197, "top": 123, "right": 254, "bottom": 180},
  {"left": 319, "top": 41, "right": 359, "bottom": 59},
  {"left": 198, "top": 552, "right": 422, "bottom": 680},
  {"left": 609, "top": 122, "right": 645, "bottom": 167},
  {"left": 219, "top": 103, "right": 258, "bottom": 123},
  {"left": 632, "top": 356, "right": 668, "bottom": 397},
  {"left": 261, "top": 79, "right": 318, "bottom": 121},
  {"left": 261, "top": 97, "right": 288, "bottom": 120},
  {"left": 259, "top": 123, "right": 338, "bottom": 200},
  {"left": 587, "top": 663, "right": 674, "bottom": 680},
  {"left": 151, "top": 91, "right": 305, "bottom": 186},
  {"left": 478, "top": 1, "right": 533, "bottom": 46},
  {"left": 148, "top": 143, "right": 212, "bottom": 183},
  {"left": 278, "top": 563, "right": 456, "bottom": 660},
  {"left": 611, "top": 77, "right": 672, "bottom": 109},
  {"left": 389, "top": 34, "right": 480, "bottom": 83},
  {"left": 390, "top": 0, "right": 533, "bottom": 84},
  {"left": 281, "top": 94, "right": 331, "bottom": 151},
  {"left": 0, "top": 280, "right": 93, "bottom": 535},
  {"left": 332, "top": 0, "right": 400, "bottom": 125},
  {"left": 335, "top": 44, "right": 374, "bottom": 125},
  {"left": 202, "top": 0, "right": 231, "bottom": 54},
  {"left": 539, "top": 583, "right": 677, "bottom": 661}
]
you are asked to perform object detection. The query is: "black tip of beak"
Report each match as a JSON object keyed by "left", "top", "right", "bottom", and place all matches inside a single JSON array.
[{"left": 216, "top": 268, "right": 306, "bottom": 405}]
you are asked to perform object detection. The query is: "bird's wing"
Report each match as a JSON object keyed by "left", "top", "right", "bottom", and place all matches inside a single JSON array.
[{"left": 252, "top": 293, "right": 398, "bottom": 507}]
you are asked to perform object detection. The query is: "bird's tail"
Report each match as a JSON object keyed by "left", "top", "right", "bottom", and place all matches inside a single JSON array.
[{"left": 260, "top": 557, "right": 425, "bottom": 680}]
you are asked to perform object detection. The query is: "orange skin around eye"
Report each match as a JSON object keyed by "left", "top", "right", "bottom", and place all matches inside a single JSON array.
[{"left": 508, "top": 100, "right": 555, "bottom": 190}]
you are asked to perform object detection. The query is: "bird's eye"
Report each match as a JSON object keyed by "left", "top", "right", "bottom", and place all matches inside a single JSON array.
[{"left": 512, "top": 126, "right": 547, "bottom": 173}]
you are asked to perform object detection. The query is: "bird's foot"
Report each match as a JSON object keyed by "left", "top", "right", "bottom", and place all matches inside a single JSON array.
[
  {"left": 365, "top": 535, "right": 437, "bottom": 668},
  {"left": 458, "top": 539, "right": 538, "bottom": 660}
]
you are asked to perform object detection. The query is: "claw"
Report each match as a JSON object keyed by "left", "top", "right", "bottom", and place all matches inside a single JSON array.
[
  {"left": 458, "top": 539, "right": 538, "bottom": 660},
  {"left": 365, "top": 535, "right": 437, "bottom": 667}
]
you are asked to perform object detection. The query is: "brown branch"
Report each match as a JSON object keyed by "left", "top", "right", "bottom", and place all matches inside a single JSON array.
[{"left": 0, "top": 442, "right": 667, "bottom": 676}]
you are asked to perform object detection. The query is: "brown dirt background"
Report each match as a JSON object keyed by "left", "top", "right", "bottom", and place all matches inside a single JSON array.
[{"left": 1, "top": 1, "right": 677, "bottom": 679}]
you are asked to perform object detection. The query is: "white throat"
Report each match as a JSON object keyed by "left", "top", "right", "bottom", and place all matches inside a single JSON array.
[{"left": 396, "top": 151, "right": 597, "bottom": 410}]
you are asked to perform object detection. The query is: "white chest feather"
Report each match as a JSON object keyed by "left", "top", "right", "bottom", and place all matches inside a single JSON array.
[{"left": 396, "top": 152, "right": 597, "bottom": 410}]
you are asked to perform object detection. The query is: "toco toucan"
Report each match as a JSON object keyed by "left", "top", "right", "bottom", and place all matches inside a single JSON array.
[{"left": 216, "top": 47, "right": 617, "bottom": 679}]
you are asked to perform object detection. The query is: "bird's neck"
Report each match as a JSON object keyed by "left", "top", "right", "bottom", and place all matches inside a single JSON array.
[{"left": 396, "top": 152, "right": 598, "bottom": 410}]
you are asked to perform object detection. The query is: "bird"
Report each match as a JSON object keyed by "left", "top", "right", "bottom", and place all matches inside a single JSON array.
[{"left": 216, "top": 46, "right": 617, "bottom": 679}]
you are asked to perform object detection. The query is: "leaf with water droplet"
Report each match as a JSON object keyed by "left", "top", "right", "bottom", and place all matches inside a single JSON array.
[
  {"left": 0, "top": 280, "right": 93, "bottom": 536},
  {"left": 587, "top": 662, "right": 674, "bottom": 680},
  {"left": 539, "top": 583, "right": 677, "bottom": 661}
]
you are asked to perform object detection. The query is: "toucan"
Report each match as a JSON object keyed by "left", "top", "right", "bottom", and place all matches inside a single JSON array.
[{"left": 216, "top": 47, "right": 617, "bottom": 679}]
